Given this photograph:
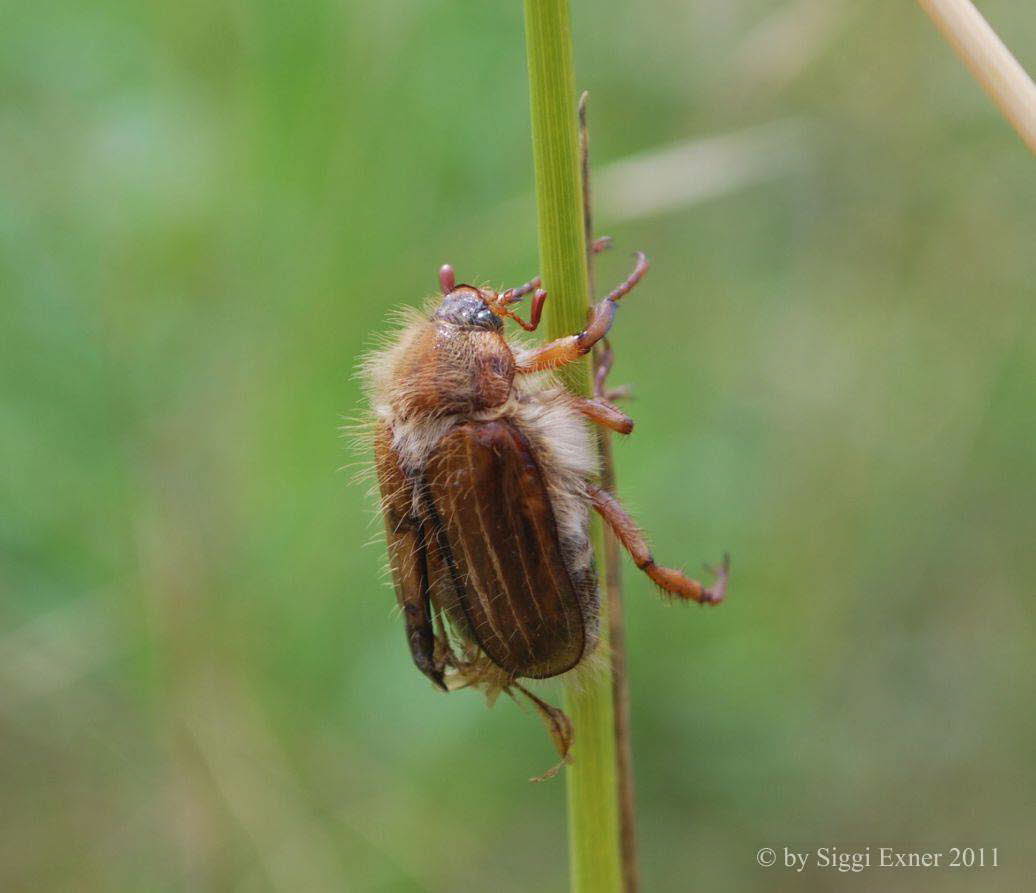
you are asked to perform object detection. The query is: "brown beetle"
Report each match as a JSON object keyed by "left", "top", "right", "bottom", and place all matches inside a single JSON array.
[{"left": 360, "top": 249, "right": 728, "bottom": 768}]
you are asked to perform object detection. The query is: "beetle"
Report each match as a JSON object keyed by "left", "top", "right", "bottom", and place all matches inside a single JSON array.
[{"left": 360, "top": 248, "right": 728, "bottom": 768}]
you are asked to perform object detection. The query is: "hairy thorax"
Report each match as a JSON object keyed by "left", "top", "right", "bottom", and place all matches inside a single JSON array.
[{"left": 391, "top": 321, "right": 515, "bottom": 420}]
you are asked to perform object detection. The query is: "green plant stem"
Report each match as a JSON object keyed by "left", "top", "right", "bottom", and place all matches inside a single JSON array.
[
  {"left": 581, "top": 92, "right": 639, "bottom": 893},
  {"left": 523, "top": 3, "right": 622, "bottom": 892}
]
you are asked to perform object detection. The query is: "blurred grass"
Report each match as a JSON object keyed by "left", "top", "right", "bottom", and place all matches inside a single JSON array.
[{"left": 2, "top": 0, "right": 1035, "bottom": 890}]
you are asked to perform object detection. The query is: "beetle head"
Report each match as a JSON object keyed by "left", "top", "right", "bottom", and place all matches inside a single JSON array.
[
  {"left": 433, "top": 287, "right": 503, "bottom": 332},
  {"left": 433, "top": 264, "right": 502, "bottom": 331},
  {"left": 434, "top": 264, "right": 545, "bottom": 333}
]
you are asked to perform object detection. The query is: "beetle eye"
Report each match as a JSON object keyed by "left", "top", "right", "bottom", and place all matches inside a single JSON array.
[{"left": 473, "top": 307, "right": 500, "bottom": 330}]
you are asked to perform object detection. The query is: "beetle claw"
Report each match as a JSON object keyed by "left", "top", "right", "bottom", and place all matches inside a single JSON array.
[{"left": 702, "top": 552, "right": 731, "bottom": 605}]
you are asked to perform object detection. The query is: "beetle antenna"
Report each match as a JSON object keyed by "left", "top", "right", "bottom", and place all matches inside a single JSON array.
[{"left": 439, "top": 264, "right": 456, "bottom": 294}]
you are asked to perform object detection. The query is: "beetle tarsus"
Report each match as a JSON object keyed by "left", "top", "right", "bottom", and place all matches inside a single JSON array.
[
  {"left": 500, "top": 275, "right": 543, "bottom": 304},
  {"left": 511, "top": 682, "right": 573, "bottom": 783},
  {"left": 589, "top": 485, "right": 729, "bottom": 606},
  {"left": 593, "top": 339, "right": 632, "bottom": 402},
  {"left": 604, "top": 251, "right": 649, "bottom": 304},
  {"left": 701, "top": 552, "right": 731, "bottom": 606}
]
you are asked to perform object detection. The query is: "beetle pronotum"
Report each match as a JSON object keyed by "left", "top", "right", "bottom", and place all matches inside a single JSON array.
[{"left": 360, "top": 248, "right": 728, "bottom": 773}]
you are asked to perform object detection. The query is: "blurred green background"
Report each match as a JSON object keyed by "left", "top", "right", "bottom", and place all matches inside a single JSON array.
[{"left": 3, "top": 0, "right": 1034, "bottom": 890}]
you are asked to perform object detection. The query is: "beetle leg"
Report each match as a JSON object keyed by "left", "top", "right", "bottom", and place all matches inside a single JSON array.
[
  {"left": 593, "top": 340, "right": 632, "bottom": 402},
  {"left": 588, "top": 485, "right": 728, "bottom": 605},
  {"left": 501, "top": 239, "right": 611, "bottom": 304},
  {"left": 510, "top": 682, "right": 574, "bottom": 782},
  {"left": 601, "top": 250, "right": 649, "bottom": 303},
  {"left": 569, "top": 394, "right": 633, "bottom": 435},
  {"left": 375, "top": 424, "right": 447, "bottom": 690},
  {"left": 500, "top": 275, "right": 542, "bottom": 304},
  {"left": 593, "top": 340, "right": 614, "bottom": 397},
  {"left": 504, "top": 288, "right": 548, "bottom": 332},
  {"left": 499, "top": 240, "right": 615, "bottom": 333},
  {"left": 515, "top": 252, "right": 649, "bottom": 374},
  {"left": 389, "top": 520, "right": 447, "bottom": 689}
]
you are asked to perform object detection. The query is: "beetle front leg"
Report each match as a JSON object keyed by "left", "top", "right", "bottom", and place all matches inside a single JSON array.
[
  {"left": 588, "top": 485, "right": 728, "bottom": 604},
  {"left": 501, "top": 238, "right": 612, "bottom": 304},
  {"left": 515, "top": 252, "right": 648, "bottom": 374}
]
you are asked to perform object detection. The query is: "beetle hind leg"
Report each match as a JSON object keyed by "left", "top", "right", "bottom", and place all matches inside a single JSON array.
[
  {"left": 509, "top": 682, "right": 574, "bottom": 783},
  {"left": 588, "top": 485, "right": 729, "bottom": 605}
]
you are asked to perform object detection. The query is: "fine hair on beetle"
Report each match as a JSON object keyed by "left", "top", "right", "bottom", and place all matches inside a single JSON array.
[{"left": 356, "top": 247, "right": 729, "bottom": 778}]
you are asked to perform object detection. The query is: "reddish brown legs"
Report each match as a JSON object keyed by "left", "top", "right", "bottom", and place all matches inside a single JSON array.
[
  {"left": 515, "top": 251, "right": 649, "bottom": 374},
  {"left": 570, "top": 395, "right": 633, "bottom": 434},
  {"left": 494, "top": 238, "right": 614, "bottom": 332},
  {"left": 439, "top": 238, "right": 621, "bottom": 335},
  {"left": 500, "top": 274, "right": 541, "bottom": 303},
  {"left": 437, "top": 263, "right": 547, "bottom": 330},
  {"left": 501, "top": 287, "right": 548, "bottom": 332},
  {"left": 376, "top": 427, "right": 446, "bottom": 690},
  {"left": 594, "top": 340, "right": 632, "bottom": 402},
  {"left": 588, "top": 485, "right": 729, "bottom": 604},
  {"left": 509, "top": 682, "right": 574, "bottom": 782},
  {"left": 443, "top": 239, "right": 617, "bottom": 334},
  {"left": 502, "top": 239, "right": 610, "bottom": 305},
  {"left": 603, "top": 251, "right": 648, "bottom": 303},
  {"left": 449, "top": 273, "right": 546, "bottom": 332}
]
